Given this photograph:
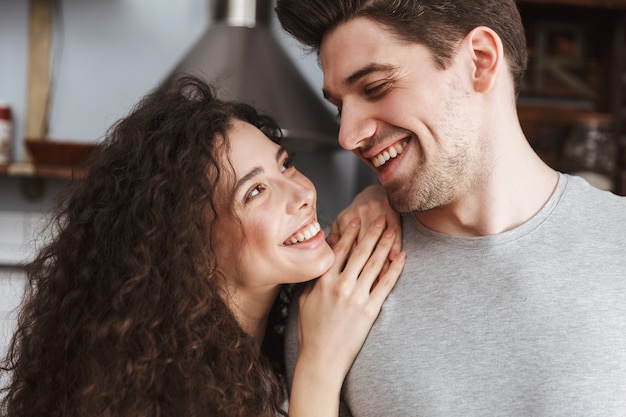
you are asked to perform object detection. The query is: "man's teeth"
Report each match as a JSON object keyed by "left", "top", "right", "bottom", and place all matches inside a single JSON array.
[
  {"left": 285, "top": 221, "right": 321, "bottom": 245},
  {"left": 372, "top": 142, "right": 407, "bottom": 168}
]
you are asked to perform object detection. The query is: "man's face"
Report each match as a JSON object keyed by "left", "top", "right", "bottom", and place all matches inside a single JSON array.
[{"left": 320, "top": 17, "right": 482, "bottom": 213}]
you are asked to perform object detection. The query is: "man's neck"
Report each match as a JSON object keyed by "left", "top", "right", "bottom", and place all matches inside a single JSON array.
[{"left": 416, "top": 143, "right": 559, "bottom": 237}]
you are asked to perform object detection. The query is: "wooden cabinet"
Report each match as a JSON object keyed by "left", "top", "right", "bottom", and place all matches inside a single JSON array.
[{"left": 517, "top": 0, "right": 626, "bottom": 194}]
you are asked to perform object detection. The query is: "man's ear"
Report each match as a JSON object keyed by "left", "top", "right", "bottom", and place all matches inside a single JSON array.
[{"left": 465, "top": 26, "right": 503, "bottom": 93}]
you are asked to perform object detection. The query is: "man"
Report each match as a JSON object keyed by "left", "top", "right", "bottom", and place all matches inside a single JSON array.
[{"left": 276, "top": 1, "right": 626, "bottom": 416}]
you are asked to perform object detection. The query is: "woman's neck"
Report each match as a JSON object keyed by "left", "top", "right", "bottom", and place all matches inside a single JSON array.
[{"left": 226, "top": 284, "right": 282, "bottom": 345}]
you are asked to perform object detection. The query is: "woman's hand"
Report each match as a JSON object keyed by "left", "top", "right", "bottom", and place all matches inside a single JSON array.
[
  {"left": 289, "top": 215, "right": 405, "bottom": 417},
  {"left": 327, "top": 185, "right": 402, "bottom": 260}
]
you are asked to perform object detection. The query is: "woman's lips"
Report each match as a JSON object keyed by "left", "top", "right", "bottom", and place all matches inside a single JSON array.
[{"left": 283, "top": 221, "right": 322, "bottom": 245}]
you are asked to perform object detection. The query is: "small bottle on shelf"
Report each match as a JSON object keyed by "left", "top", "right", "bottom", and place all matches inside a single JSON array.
[{"left": 0, "top": 99, "right": 13, "bottom": 167}]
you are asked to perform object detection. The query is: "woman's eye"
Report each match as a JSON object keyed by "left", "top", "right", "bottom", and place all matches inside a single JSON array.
[{"left": 245, "top": 184, "right": 263, "bottom": 202}]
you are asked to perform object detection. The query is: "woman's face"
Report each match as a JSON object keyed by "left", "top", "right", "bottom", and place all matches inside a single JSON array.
[{"left": 215, "top": 119, "right": 335, "bottom": 291}]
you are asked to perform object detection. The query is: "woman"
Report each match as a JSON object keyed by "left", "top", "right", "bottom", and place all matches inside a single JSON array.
[{"left": 0, "top": 76, "right": 404, "bottom": 417}]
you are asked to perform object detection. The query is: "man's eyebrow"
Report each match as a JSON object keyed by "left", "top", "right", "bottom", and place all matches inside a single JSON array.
[
  {"left": 323, "top": 63, "right": 397, "bottom": 99},
  {"left": 276, "top": 146, "right": 287, "bottom": 161},
  {"left": 346, "top": 63, "right": 397, "bottom": 86},
  {"left": 233, "top": 146, "right": 287, "bottom": 194}
]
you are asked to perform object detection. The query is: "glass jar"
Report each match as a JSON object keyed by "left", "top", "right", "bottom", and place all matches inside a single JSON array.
[{"left": 563, "top": 113, "right": 616, "bottom": 191}]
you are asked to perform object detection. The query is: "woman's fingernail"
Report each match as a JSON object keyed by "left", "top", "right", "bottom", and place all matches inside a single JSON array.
[{"left": 394, "top": 252, "right": 406, "bottom": 262}]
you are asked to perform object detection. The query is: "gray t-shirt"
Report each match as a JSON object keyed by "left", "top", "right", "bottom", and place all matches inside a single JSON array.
[{"left": 285, "top": 174, "right": 626, "bottom": 417}]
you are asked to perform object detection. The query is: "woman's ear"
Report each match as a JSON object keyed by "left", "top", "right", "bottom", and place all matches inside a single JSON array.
[{"left": 465, "top": 26, "right": 503, "bottom": 94}]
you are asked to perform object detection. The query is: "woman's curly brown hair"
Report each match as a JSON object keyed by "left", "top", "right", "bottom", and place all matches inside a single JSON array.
[{"left": 1, "top": 76, "right": 291, "bottom": 417}]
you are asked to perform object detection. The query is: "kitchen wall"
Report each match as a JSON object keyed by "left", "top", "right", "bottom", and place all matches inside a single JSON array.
[{"left": 0, "top": 0, "right": 372, "bottom": 356}]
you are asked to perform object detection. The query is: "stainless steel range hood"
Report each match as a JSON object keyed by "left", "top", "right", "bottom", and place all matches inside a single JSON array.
[{"left": 160, "top": 0, "right": 339, "bottom": 151}]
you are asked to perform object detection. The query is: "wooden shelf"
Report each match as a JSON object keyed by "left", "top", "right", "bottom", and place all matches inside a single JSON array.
[{"left": 1, "top": 162, "right": 85, "bottom": 180}]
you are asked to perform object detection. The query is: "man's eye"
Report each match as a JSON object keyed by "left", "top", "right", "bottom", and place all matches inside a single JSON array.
[
  {"left": 365, "top": 81, "right": 391, "bottom": 97},
  {"left": 281, "top": 155, "right": 295, "bottom": 172}
]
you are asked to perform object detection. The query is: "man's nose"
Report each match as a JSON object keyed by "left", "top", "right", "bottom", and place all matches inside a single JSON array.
[{"left": 337, "top": 102, "right": 376, "bottom": 151}]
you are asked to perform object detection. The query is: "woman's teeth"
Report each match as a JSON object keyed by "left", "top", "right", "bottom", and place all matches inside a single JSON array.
[
  {"left": 285, "top": 221, "right": 321, "bottom": 245},
  {"left": 372, "top": 142, "right": 407, "bottom": 168}
]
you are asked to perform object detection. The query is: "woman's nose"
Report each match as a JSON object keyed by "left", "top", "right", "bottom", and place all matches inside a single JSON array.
[{"left": 285, "top": 178, "right": 315, "bottom": 214}]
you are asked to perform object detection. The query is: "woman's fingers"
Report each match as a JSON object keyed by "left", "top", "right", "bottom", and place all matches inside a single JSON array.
[
  {"left": 335, "top": 215, "right": 404, "bottom": 309},
  {"left": 368, "top": 251, "right": 405, "bottom": 305},
  {"left": 327, "top": 217, "right": 361, "bottom": 274},
  {"left": 340, "top": 215, "right": 387, "bottom": 279},
  {"left": 327, "top": 185, "right": 399, "bottom": 251},
  {"left": 384, "top": 208, "right": 402, "bottom": 260},
  {"left": 352, "top": 226, "right": 397, "bottom": 291}
]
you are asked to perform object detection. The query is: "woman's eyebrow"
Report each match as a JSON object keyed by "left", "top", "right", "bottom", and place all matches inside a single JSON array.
[
  {"left": 233, "top": 146, "right": 288, "bottom": 194},
  {"left": 234, "top": 167, "right": 262, "bottom": 197}
]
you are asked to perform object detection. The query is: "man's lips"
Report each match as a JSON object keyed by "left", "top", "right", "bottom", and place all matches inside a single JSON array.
[
  {"left": 370, "top": 141, "right": 408, "bottom": 168},
  {"left": 283, "top": 221, "right": 322, "bottom": 245}
]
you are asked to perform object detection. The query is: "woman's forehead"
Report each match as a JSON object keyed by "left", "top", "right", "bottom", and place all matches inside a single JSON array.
[{"left": 227, "top": 121, "right": 281, "bottom": 171}]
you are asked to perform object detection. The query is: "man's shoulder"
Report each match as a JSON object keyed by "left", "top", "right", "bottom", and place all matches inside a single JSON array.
[{"left": 563, "top": 174, "right": 626, "bottom": 210}]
